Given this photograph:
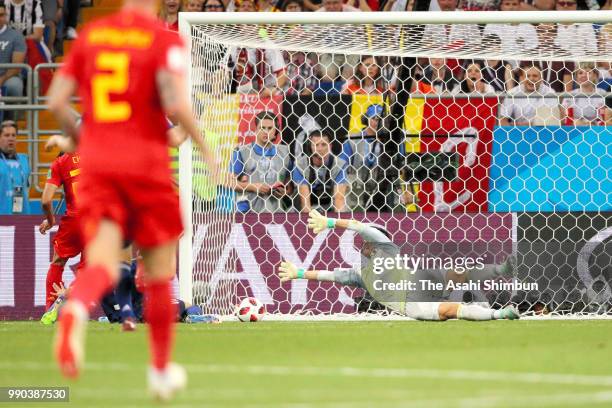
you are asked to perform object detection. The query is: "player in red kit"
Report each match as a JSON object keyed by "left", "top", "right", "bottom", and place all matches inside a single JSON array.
[
  {"left": 39, "top": 152, "right": 83, "bottom": 322},
  {"left": 45, "top": 0, "right": 219, "bottom": 399}
]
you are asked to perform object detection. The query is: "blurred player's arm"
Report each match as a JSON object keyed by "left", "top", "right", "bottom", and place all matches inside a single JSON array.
[
  {"left": 47, "top": 76, "right": 80, "bottom": 145},
  {"left": 278, "top": 261, "right": 365, "bottom": 288},
  {"left": 307, "top": 209, "right": 391, "bottom": 243},
  {"left": 39, "top": 182, "right": 59, "bottom": 234},
  {"left": 167, "top": 124, "right": 187, "bottom": 147}
]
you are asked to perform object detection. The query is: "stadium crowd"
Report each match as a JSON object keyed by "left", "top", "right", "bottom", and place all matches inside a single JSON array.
[{"left": 0, "top": 0, "right": 611, "bottom": 215}]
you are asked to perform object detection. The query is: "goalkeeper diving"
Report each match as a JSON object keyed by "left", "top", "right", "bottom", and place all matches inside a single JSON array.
[{"left": 278, "top": 211, "right": 520, "bottom": 321}]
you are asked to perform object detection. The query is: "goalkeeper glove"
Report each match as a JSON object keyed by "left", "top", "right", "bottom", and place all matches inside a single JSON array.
[
  {"left": 279, "top": 261, "right": 305, "bottom": 282},
  {"left": 307, "top": 210, "right": 335, "bottom": 234}
]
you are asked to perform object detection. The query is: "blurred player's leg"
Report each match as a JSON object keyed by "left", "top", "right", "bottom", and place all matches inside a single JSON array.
[
  {"left": 54, "top": 220, "right": 122, "bottom": 378},
  {"left": 141, "top": 241, "right": 186, "bottom": 401}
]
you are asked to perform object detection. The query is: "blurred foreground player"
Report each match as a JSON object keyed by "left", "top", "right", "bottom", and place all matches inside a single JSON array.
[{"left": 46, "top": 0, "right": 218, "bottom": 400}]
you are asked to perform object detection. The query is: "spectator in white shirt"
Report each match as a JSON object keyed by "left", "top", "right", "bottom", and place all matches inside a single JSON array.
[
  {"left": 452, "top": 61, "right": 496, "bottom": 95},
  {"left": 227, "top": 0, "right": 288, "bottom": 97},
  {"left": 499, "top": 63, "right": 559, "bottom": 126},
  {"left": 315, "top": 0, "right": 362, "bottom": 11},
  {"left": 561, "top": 62, "right": 606, "bottom": 125}
]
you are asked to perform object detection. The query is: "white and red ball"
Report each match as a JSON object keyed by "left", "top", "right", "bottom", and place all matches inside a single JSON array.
[{"left": 235, "top": 297, "right": 265, "bottom": 322}]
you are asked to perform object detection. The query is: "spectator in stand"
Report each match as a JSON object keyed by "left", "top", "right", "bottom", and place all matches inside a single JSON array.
[
  {"left": 342, "top": 55, "right": 385, "bottom": 95},
  {"left": 480, "top": 34, "right": 514, "bottom": 92},
  {"left": 41, "top": 0, "right": 58, "bottom": 51},
  {"left": 307, "top": 0, "right": 362, "bottom": 94},
  {"left": 202, "top": 0, "right": 226, "bottom": 10},
  {"left": 421, "top": 0, "right": 481, "bottom": 52},
  {"left": 5, "top": 0, "right": 52, "bottom": 92},
  {"left": 159, "top": 0, "right": 181, "bottom": 31},
  {"left": 294, "top": 130, "right": 348, "bottom": 213},
  {"left": 452, "top": 60, "right": 495, "bottom": 95},
  {"left": 533, "top": 23, "right": 574, "bottom": 93},
  {"left": 5, "top": 0, "right": 44, "bottom": 40},
  {"left": 0, "top": 4, "right": 26, "bottom": 122},
  {"left": 499, "top": 63, "right": 559, "bottom": 126},
  {"left": 520, "top": 0, "right": 555, "bottom": 10},
  {"left": 561, "top": 62, "right": 606, "bottom": 125},
  {"left": 283, "top": 51, "right": 318, "bottom": 96},
  {"left": 411, "top": 57, "right": 457, "bottom": 94},
  {"left": 597, "top": 24, "right": 612, "bottom": 91},
  {"left": 483, "top": 0, "right": 538, "bottom": 68},
  {"left": 383, "top": 0, "right": 414, "bottom": 11},
  {"left": 62, "top": 0, "right": 79, "bottom": 40},
  {"left": 227, "top": 0, "right": 287, "bottom": 97},
  {"left": 461, "top": 0, "right": 499, "bottom": 10},
  {"left": 229, "top": 111, "right": 293, "bottom": 213},
  {"left": 315, "top": 0, "right": 367, "bottom": 11},
  {"left": 185, "top": 0, "right": 204, "bottom": 11},
  {"left": 597, "top": 61, "right": 612, "bottom": 92},
  {"left": 281, "top": 0, "right": 303, "bottom": 10},
  {"left": 0, "top": 120, "right": 30, "bottom": 214},
  {"left": 554, "top": 0, "right": 598, "bottom": 58},
  {"left": 257, "top": 0, "right": 281, "bottom": 11}
]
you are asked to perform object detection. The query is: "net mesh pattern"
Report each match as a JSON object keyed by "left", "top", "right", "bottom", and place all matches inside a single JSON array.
[{"left": 186, "top": 17, "right": 612, "bottom": 318}]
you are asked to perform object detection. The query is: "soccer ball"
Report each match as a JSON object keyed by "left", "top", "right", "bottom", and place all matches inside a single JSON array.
[{"left": 235, "top": 297, "right": 265, "bottom": 322}]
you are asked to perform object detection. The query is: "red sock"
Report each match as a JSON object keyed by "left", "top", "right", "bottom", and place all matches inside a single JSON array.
[
  {"left": 68, "top": 265, "right": 115, "bottom": 312},
  {"left": 144, "top": 280, "right": 176, "bottom": 371},
  {"left": 45, "top": 264, "right": 65, "bottom": 309}
]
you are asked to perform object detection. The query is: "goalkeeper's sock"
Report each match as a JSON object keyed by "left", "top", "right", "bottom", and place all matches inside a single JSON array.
[
  {"left": 68, "top": 265, "right": 115, "bottom": 312},
  {"left": 45, "top": 264, "right": 64, "bottom": 309},
  {"left": 116, "top": 262, "right": 136, "bottom": 321},
  {"left": 457, "top": 304, "right": 494, "bottom": 321},
  {"left": 144, "top": 279, "right": 176, "bottom": 371}
]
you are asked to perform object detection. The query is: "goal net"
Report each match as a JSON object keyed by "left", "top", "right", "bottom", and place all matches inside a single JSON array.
[{"left": 179, "top": 11, "right": 612, "bottom": 319}]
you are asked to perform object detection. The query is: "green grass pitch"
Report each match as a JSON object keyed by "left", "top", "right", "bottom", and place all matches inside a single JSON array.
[{"left": 2, "top": 320, "right": 612, "bottom": 407}]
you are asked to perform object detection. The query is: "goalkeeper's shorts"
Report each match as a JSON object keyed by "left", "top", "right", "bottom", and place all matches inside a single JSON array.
[{"left": 404, "top": 302, "right": 442, "bottom": 321}]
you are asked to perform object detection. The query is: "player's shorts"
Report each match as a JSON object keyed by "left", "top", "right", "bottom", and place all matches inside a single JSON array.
[
  {"left": 404, "top": 302, "right": 442, "bottom": 321},
  {"left": 78, "top": 172, "right": 183, "bottom": 248},
  {"left": 53, "top": 215, "right": 83, "bottom": 259}
]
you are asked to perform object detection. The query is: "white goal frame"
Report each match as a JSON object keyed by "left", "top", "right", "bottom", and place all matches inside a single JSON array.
[{"left": 178, "top": 10, "right": 612, "bottom": 313}]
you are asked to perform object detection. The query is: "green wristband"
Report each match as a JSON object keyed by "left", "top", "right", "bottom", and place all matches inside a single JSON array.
[
  {"left": 327, "top": 218, "right": 336, "bottom": 229},
  {"left": 297, "top": 268, "right": 305, "bottom": 279}
]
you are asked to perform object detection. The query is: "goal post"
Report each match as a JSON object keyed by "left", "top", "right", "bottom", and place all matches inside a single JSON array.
[{"left": 179, "top": 11, "right": 612, "bottom": 318}]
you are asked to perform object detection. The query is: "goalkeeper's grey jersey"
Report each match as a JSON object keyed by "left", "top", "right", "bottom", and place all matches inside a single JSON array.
[{"left": 333, "top": 224, "right": 445, "bottom": 314}]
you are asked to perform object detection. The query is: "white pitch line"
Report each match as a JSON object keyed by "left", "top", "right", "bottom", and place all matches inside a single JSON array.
[
  {"left": 3, "top": 361, "right": 612, "bottom": 388},
  {"left": 0, "top": 361, "right": 609, "bottom": 388}
]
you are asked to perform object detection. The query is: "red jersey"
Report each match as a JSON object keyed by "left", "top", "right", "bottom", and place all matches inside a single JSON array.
[
  {"left": 46, "top": 153, "right": 81, "bottom": 217},
  {"left": 58, "top": 9, "right": 186, "bottom": 181}
]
